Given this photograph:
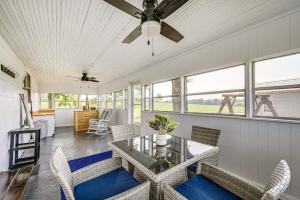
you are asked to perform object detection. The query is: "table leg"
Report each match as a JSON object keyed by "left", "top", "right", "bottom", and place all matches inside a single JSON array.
[{"left": 128, "top": 161, "right": 135, "bottom": 176}]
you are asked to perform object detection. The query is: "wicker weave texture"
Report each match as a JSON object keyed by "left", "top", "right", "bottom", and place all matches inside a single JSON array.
[
  {"left": 191, "top": 125, "right": 221, "bottom": 146},
  {"left": 111, "top": 124, "right": 136, "bottom": 141},
  {"left": 50, "top": 146, "right": 75, "bottom": 200},
  {"left": 262, "top": 160, "right": 291, "bottom": 200}
]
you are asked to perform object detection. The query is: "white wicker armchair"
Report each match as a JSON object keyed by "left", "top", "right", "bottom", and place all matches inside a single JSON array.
[
  {"left": 164, "top": 160, "right": 291, "bottom": 200},
  {"left": 50, "top": 146, "right": 150, "bottom": 200}
]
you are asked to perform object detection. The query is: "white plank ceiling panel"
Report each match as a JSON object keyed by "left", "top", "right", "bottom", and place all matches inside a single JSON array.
[{"left": 0, "top": 0, "right": 300, "bottom": 88}]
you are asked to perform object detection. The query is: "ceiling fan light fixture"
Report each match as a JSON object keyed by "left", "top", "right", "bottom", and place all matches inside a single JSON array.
[{"left": 141, "top": 20, "right": 161, "bottom": 37}]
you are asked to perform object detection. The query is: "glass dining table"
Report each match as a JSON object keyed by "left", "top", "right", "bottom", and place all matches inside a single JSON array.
[{"left": 109, "top": 134, "right": 219, "bottom": 200}]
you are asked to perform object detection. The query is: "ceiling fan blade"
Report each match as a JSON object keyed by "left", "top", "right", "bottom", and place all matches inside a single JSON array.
[
  {"left": 104, "top": 0, "right": 143, "bottom": 19},
  {"left": 122, "top": 25, "right": 142, "bottom": 43},
  {"left": 155, "top": 0, "right": 189, "bottom": 19},
  {"left": 89, "top": 79, "right": 100, "bottom": 83},
  {"left": 160, "top": 21, "right": 184, "bottom": 43},
  {"left": 89, "top": 77, "right": 96, "bottom": 80}
]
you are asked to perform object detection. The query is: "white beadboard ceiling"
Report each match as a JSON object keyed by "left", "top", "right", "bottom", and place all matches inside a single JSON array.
[{"left": 0, "top": 0, "right": 300, "bottom": 90}]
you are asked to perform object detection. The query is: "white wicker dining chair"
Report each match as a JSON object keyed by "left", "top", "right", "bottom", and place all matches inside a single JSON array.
[
  {"left": 50, "top": 146, "right": 150, "bottom": 200},
  {"left": 111, "top": 124, "right": 137, "bottom": 141},
  {"left": 164, "top": 160, "right": 291, "bottom": 200}
]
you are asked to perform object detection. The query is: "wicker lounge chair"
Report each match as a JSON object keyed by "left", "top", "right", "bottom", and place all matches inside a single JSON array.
[
  {"left": 164, "top": 160, "right": 291, "bottom": 200},
  {"left": 50, "top": 146, "right": 150, "bottom": 200}
]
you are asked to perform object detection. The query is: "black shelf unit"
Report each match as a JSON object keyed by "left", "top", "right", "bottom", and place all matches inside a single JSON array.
[{"left": 9, "top": 128, "right": 40, "bottom": 169}]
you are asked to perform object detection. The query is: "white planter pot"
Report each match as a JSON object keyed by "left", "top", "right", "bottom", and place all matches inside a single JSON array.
[{"left": 156, "top": 134, "right": 167, "bottom": 146}]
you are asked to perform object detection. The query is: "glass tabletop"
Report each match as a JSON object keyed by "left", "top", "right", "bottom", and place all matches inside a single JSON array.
[{"left": 111, "top": 134, "right": 215, "bottom": 175}]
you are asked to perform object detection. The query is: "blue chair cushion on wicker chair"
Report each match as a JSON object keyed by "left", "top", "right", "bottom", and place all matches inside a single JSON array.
[
  {"left": 74, "top": 167, "right": 139, "bottom": 200},
  {"left": 68, "top": 150, "right": 112, "bottom": 172},
  {"left": 61, "top": 150, "right": 113, "bottom": 200},
  {"left": 175, "top": 175, "right": 241, "bottom": 200}
]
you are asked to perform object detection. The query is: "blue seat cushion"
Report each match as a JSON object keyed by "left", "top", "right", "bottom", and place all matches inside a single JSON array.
[
  {"left": 68, "top": 150, "right": 112, "bottom": 172},
  {"left": 74, "top": 167, "right": 139, "bottom": 200},
  {"left": 175, "top": 175, "right": 241, "bottom": 200}
]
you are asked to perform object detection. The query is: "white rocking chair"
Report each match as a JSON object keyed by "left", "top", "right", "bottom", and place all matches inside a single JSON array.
[{"left": 87, "top": 109, "right": 113, "bottom": 135}]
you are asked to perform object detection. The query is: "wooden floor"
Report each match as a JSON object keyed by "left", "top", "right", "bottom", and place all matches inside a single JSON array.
[
  {"left": 23, "top": 126, "right": 113, "bottom": 200},
  {"left": 0, "top": 165, "right": 33, "bottom": 200}
]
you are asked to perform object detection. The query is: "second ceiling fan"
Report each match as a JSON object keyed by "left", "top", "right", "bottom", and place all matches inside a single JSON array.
[{"left": 104, "top": 0, "right": 189, "bottom": 44}]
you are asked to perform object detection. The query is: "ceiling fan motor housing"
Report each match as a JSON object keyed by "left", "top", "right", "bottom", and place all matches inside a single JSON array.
[{"left": 141, "top": 0, "right": 161, "bottom": 37}]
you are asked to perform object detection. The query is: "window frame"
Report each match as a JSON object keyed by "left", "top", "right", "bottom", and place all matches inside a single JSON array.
[
  {"left": 184, "top": 64, "right": 246, "bottom": 116},
  {"left": 105, "top": 92, "right": 113, "bottom": 109},
  {"left": 152, "top": 78, "right": 181, "bottom": 112},
  {"left": 114, "top": 90, "right": 124, "bottom": 110},
  {"left": 143, "top": 84, "right": 151, "bottom": 111},
  {"left": 252, "top": 51, "right": 300, "bottom": 121},
  {"left": 54, "top": 93, "right": 79, "bottom": 109}
]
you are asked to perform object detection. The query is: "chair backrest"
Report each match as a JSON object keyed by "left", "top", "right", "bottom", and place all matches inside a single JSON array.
[
  {"left": 262, "top": 160, "right": 291, "bottom": 200},
  {"left": 191, "top": 125, "right": 221, "bottom": 146},
  {"left": 99, "top": 109, "right": 113, "bottom": 121},
  {"left": 50, "top": 146, "right": 75, "bottom": 200},
  {"left": 111, "top": 124, "right": 136, "bottom": 141}
]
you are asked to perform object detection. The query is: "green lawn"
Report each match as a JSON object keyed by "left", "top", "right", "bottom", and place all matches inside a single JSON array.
[{"left": 153, "top": 102, "right": 245, "bottom": 115}]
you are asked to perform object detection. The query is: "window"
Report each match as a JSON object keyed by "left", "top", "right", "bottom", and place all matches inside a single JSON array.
[
  {"left": 100, "top": 94, "right": 106, "bottom": 108},
  {"left": 185, "top": 65, "right": 245, "bottom": 115},
  {"left": 153, "top": 78, "right": 181, "bottom": 112},
  {"left": 124, "top": 89, "right": 128, "bottom": 110},
  {"left": 254, "top": 53, "right": 300, "bottom": 119},
  {"left": 114, "top": 90, "right": 123, "bottom": 109},
  {"left": 106, "top": 93, "right": 113, "bottom": 109},
  {"left": 144, "top": 85, "right": 150, "bottom": 111},
  {"left": 40, "top": 93, "right": 52, "bottom": 109},
  {"left": 133, "top": 83, "right": 142, "bottom": 123},
  {"left": 54, "top": 94, "right": 79, "bottom": 108}
]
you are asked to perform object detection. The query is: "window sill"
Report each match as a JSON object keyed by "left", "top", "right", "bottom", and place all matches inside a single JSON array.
[{"left": 142, "top": 111, "right": 300, "bottom": 124}]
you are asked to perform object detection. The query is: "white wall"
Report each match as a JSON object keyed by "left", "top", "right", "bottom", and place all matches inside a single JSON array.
[
  {"left": 99, "top": 8, "right": 300, "bottom": 199},
  {"left": 55, "top": 108, "right": 81, "bottom": 127},
  {"left": 0, "top": 34, "right": 39, "bottom": 171}
]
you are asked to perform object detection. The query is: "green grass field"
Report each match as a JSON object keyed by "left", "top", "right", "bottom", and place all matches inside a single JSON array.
[{"left": 152, "top": 102, "right": 245, "bottom": 114}]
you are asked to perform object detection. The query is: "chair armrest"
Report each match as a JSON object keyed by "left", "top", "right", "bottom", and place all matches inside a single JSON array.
[
  {"left": 106, "top": 181, "right": 150, "bottom": 200},
  {"left": 201, "top": 163, "right": 264, "bottom": 200},
  {"left": 99, "top": 119, "right": 109, "bottom": 122},
  {"left": 196, "top": 148, "right": 219, "bottom": 174},
  {"left": 72, "top": 157, "right": 122, "bottom": 186},
  {"left": 163, "top": 184, "right": 187, "bottom": 200}
]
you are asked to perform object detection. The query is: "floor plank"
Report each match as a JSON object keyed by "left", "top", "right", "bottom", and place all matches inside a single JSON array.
[
  {"left": 2, "top": 165, "right": 33, "bottom": 200},
  {"left": 0, "top": 169, "right": 19, "bottom": 199}
]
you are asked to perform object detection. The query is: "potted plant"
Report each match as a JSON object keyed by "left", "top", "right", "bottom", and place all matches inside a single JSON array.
[{"left": 148, "top": 114, "right": 178, "bottom": 146}]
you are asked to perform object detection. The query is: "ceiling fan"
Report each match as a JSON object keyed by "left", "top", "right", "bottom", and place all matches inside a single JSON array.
[
  {"left": 68, "top": 73, "right": 100, "bottom": 82},
  {"left": 104, "top": 0, "right": 189, "bottom": 44}
]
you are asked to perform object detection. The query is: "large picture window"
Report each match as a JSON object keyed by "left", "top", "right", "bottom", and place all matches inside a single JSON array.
[
  {"left": 153, "top": 78, "right": 181, "bottom": 112},
  {"left": 144, "top": 85, "right": 150, "bottom": 111},
  {"left": 106, "top": 93, "right": 113, "bottom": 109},
  {"left": 185, "top": 65, "right": 245, "bottom": 115},
  {"left": 254, "top": 53, "right": 300, "bottom": 119},
  {"left": 54, "top": 94, "right": 79, "bottom": 108},
  {"left": 114, "top": 90, "right": 123, "bottom": 109},
  {"left": 124, "top": 89, "right": 128, "bottom": 110},
  {"left": 100, "top": 94, "right": 106, "bottom": 108},
  {"left": 40, "top": 93, "right": 53, "bottom": 109}
]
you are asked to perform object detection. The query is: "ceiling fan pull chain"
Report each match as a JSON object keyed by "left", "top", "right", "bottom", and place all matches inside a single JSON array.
[
  {"left": 147, "top": 21, "right": 150, "bottom": 46},
  {"left": 152, "top": 36, "right": 155, "bottom": 56}
]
